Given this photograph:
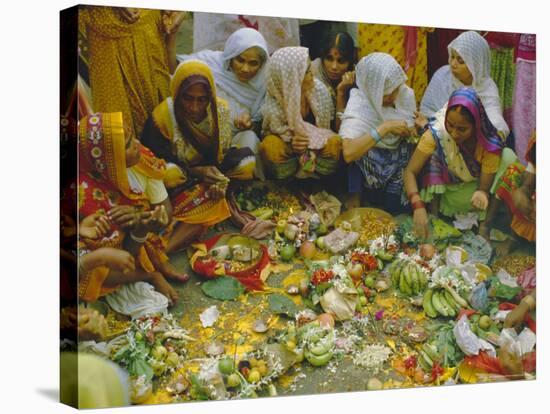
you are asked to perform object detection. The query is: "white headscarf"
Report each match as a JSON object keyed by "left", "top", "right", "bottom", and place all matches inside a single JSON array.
[
  {"left": 178, "top": 28, "right": 269, "bottom": 123},
  {"left": 420, "top": 31, "right": 509, "bottom": 135},
  {"left": 339, "top": 52, "right": 416, "bottom": 150},
  {"left": 261, "top": 46, "right": 334, "bottom": 150}
]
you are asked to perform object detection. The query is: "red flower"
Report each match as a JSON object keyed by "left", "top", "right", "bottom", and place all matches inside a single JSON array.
[
  {"left": 350, "top": 252, "right": 378, "bottom": 271},
  {"left": 431, "top": 362, "right": 445, "bottom": 382},
  {"left": 311, "top": 269, "right": 335, "bottom": 286},
  {"left": 405, "top": 355, "right": 417, "bottom": 370}
]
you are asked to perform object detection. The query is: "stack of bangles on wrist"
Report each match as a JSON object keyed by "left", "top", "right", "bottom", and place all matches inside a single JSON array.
[
  {"left": 408, "top": 191, "right": 425, "bottom": 210},
  {"left": 130, "top": 232, "right": 148, "bottom": 243}
]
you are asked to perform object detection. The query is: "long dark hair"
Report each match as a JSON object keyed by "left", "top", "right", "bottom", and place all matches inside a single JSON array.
[{"left": 319, "top": 31, "right": 356, "bottom": 68}]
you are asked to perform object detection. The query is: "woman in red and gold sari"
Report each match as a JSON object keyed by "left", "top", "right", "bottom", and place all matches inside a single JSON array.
[
  {"left": 77, "top": 112, "right": 182, "bottom": 304},
  {"left": 141, "top": 60, "right": 257, "bottom": 253}
]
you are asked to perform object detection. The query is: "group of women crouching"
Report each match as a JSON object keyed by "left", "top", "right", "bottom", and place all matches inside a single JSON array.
[{"left": 71, "top": 27, "right": 536, "bottom": 307}]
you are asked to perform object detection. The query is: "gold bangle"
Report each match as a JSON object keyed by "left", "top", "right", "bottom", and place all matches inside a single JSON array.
[{"left": 522, "top": 295, "right": 536, "bottom": 311}]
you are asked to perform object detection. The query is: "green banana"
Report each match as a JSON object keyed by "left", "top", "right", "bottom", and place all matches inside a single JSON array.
[
  {"left": 442, "top": 285, "right": 469, "bottom": 309},
  {"left": 422, "top": 343, "right": 441, "bottom": 362},
  {"left": 378, "top": 251, "right": 394, "bottom": 261},
  {"left": 250, "top": 207, "right": 273, "bottom": 219},
  {"left": 423, "top": 289, "right": 438, "bottom": 318},
  {"left": 437, "top": 291, "right": 456, "bottom": 317},
  {"left": 418, "top": 348, "right": 434, "bottom": 369},
  {"left": 443, "top": 289, "right": 460, "bottom": 313},
  {"left": 411, "top": 265, "right": 420, "bottom": 294},
  {"left": 431, "top": 290, "right": 448, "bottom": 317},
  {"left": 418, "top": 354, "right": 432, "bottom": 371},
  {"left": 305, "top": 350, "right": 333, "bottom": 366},
  {"left": 309, "top": 342, "right": 332, "bottom": 356},
  {"left": 390, "top": 260, "right": 403, "bottom": 286},
  {"left": 404, "top": 264, "right": 413, "bottom": 287},
  {"left": 400, "top": 272, "right": 412, "bottom": 296}
]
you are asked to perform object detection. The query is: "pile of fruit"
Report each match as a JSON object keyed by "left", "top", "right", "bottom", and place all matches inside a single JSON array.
[{"left": 389, "top": 257, "right": 429, "bottom": 296}]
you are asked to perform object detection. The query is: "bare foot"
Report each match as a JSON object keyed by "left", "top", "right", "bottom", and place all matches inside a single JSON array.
[
  {"left": 495, "top": 239, "right": 515, "bottom": 257},
  {"left": 149, "top": 272, "right": 179, "bottom": 304},
  {"left": 158, "top": 260, "right": 190, "bottom": 283}
]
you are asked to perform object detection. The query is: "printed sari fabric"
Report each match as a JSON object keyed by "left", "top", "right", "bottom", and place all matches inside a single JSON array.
[
  {"left": 493, "top": 136, "right": 536, "bottom": 241},
  {"left": 79, "top": 7, "right": 171, "bottom": 136},
  {"left": 77, "top": 112, "right": 167, "bottom": 302}
]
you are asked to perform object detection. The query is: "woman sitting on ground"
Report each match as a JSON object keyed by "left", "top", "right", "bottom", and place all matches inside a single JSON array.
[{"left": 403, "top": 87, "right": 505, "bottom": 239}]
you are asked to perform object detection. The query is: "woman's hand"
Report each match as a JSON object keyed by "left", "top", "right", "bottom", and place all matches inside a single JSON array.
[
  {"left": 503, "top": 302, "right": 530, "bottom": 329},
  {"left": 207, "top": 182, "right": 227, "bottom": 201},
  {"left": 414, "top": 111, "right": 428, "bottom": 132},
  {"left": 79, "top": 213, "right": 111, "bottom": 239},
  {"left": 413, "top": 207, "right": 430, "bottom": 240},
  {"left": 336, "top": 71, "right": 355, "bottom": 95},
  {"left": 107, "top": 206, "right": 140, "bottom": 229},
  {"left": 192, "top": 166, "right": 229, "bottom": 185},
  {"left": 95, "top": 247, "right": 136, "bottom": 274},
  {"left": 141, "top": 205, "right": 170, "bottom": 229},
  {"left": 162, "top": 11, "right": 187, "bottom": 35},
  {"left": 291, "top": 134, "right": 310, "bottom": 154},
  {"left": 117, "top": 7, "right": 140, "bottom": 24},
  {"left": 471, "top": 190, "right": 489, "bottom": 210},
  {"left": 380, "top": 120, "right": 410, "bottom": 138},
  {"left": 234, "top": 111, "right": 252, "bottom": 130}
]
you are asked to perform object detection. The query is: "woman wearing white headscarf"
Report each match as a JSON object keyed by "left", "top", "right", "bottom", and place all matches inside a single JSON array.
[
  {"left": 178, "top": 28, "right": 270, "bottom": 178},
  {"left": 420, "top": 31, "right": 509, "bottom": 136},
  {"left": 340, "top": 53, "right": 416, "bottom": 213},
  {"left": 260, "top": 46, "right": 342, "bottom": 179}
]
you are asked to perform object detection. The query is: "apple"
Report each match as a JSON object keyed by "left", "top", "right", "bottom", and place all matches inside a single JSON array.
[
  {"left": 276, "top": 219, "right": 287, "bottom": 233},
  {"left": 300, "top": 241, "right": 316, "bottom": 259},
  {"left": 317, "top": 313, "right": 335, "bottom": 328},
  {"left": 347, "top": 262, "right": 364, "bottom": 279},
  {"left": 419, "top": 244, "right": 436, "bottom": 260},
  {"left": 280, "top": 244, "right": 296, "bottom": 262},
  {"left": 317, "top": 222, "right": 328, "bottom": 235},
  {"left": 316, "top": 236, "right": 326, "bottom": 250}
]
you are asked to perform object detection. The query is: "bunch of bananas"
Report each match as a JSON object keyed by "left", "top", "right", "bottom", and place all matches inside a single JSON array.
[
  {"left": 417, "top": 342, "right": 442, "bottom": 371},
  {"left": 422, "top": 285, "right": 469, "bottom": 318},
  {"left": 388, "top": 259, "right": 429, "bottom": 296},
  {"left": 249, "top": 207, "right": 273, "bottom": 220},
  {"left": 297, "top": 321, "right": 335, "bottom": 367}
]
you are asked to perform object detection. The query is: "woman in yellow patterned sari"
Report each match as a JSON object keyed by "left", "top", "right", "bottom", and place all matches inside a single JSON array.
[
  {"left": 141, "top": 60, "right": 256, "bottom": 253},
  {"left": 79, "top": 6, "right": 185, "bottom": 136}
]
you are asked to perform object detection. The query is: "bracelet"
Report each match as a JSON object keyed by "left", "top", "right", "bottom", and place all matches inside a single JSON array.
[
  {"left": 521, "top": 295, "right": 536, "bottom": 311},
  {"left": 336, "top": 111, "right": 344, "bottom": 120},
  {"left": 371, "top": 128, "right": 383, "bottom": 144},
  {"left": 411, "top": 199, "right": 426, "bottom": 210},
  {"left": 130, "top": 231, "right": 148, "bottom": 243}
]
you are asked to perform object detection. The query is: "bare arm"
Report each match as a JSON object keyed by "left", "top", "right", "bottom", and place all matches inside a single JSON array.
[
  {"left": 342, "top": 133, "right": 377, "bottom": 163},
  {"left": 404, "top": 145, "right": 433, "bottom": 240},
  {"left": 342, "top": 120, "right": 410, "bottom": 163}
]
